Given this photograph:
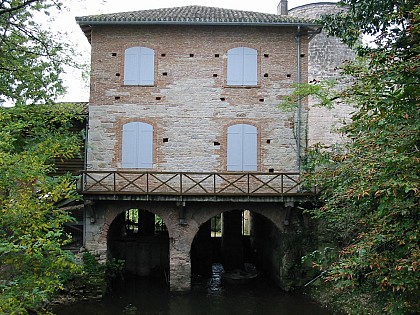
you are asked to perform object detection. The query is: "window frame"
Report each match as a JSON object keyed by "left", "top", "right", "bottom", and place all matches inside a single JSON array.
[
  {"left": 121, "top": 121, "right": 154, "bottom": 169},
  {"left": 226, "top": 123, "right": 258, "bottom": 171},
  {"left": 123, "top": 46, "right": 155, "bottom": 86},
  {"left": 226, "top": 47, "right": 259, "bottom": 87}
]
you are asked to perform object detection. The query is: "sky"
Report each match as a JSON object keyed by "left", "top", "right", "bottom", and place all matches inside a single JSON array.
[{"left": 54, "top": 0, "right": 336, "bottom": 102}]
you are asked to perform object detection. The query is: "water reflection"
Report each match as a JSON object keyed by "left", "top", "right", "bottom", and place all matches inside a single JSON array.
[
  {"left": 206, "top": 263, "right": 223, "bottom": 293},
  {"left": 54, "top": 264, "right": 331, "bottom": 315}
]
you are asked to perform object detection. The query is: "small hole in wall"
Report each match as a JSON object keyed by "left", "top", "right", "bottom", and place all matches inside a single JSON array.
[
  {"left": 215, "top": 54, "right": 220, "bottom": 57},
  {"left": 300, "top": 53, "right": 305, "bottom": 57},
  {"left": 269, "top": 168, "right": 274, "bottom": 173},
  {"left": 287, "top": 74, "right": 291, "bottom": 78},
  {"left": 156, "top": 97, "right": 162, "bottom": 100},
  {"left": 213, "top": 74, "right": 218, "bottom": 77},
  {"left": 111, "top": 53, "right": 117, "bottom": 56},
  {"left": 220, "top": 97, "right": 226, "bottom": 101},
  {"left": 115, "top": 96, "right": 120, "bottom": 100},
  {"left": 266, "top": 139, "right": 271, "bottom": 144},
  {"left": 264, "top": 54, "right": 269, "bottom": 58},
  {"left": 163, "top": 138, "right": 169, "bottom": 143},
  {"left": 190, "top": 53, "right": 194, "bottom": 57},
  {"left": 214, "top": 142, "right": 220, "bottom": 146},
  {"left": 264, "top": 73, "right": 269, "bottom": 77},
  {"left": 259, "top": 98, "right": 264, "bottom": 102},
  {"left": 116, "top": 73, "right": 121, "bottom": 76},
  {"left": 162, "top": 72, "right": 168, "bottom": 76},
  {"left": 161, "top": 53, "right": 166, "bottom": 57}
]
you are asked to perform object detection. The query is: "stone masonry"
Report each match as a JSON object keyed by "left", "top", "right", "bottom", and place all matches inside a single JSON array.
[
  {"left": 87, "top": 25, "right": 308, "bottom": 172},
  {"left": 79, "top": 2, "right": 354, "bottom": 292},
  {"left": 289, "top": 3, "right": 355, "bottom": 146}
]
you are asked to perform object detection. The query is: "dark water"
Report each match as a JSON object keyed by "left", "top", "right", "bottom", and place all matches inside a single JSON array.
[{"left": 54, "top": 264, "right": 331, "bottom": 315}]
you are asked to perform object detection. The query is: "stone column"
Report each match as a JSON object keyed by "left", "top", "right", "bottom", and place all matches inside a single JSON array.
[{"left": 169, "top": 241, "right": 191, "bottom": 291}]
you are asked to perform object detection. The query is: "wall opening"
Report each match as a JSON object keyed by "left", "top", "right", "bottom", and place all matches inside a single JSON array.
[
  {"left": 107, "top": 209, "right": 169, "bottom": 281},
  {"left": 191, "top": 210, "right": 253, "bottom": 277}
]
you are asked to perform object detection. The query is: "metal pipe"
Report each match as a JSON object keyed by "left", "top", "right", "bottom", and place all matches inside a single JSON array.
[{"left": 296, "top": 25, "right": 302, "bottom": 172}]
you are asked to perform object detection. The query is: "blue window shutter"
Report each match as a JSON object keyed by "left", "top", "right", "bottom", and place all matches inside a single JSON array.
[
  {"left": 227, "top": 47, "right": 257, "bottom": 86},
  {"left": 227, "top": 124, "right": 243, "bottom": 171},
  {"left": 124, "top": 47, "right": 141, "bottom": 85},
  {"left": 139, "top": 47, "right": 154, "bottom": 85},
  {"left": 138, "top": 122, "right": 153, "bottom": 168},
  {"left": 243, "top": 48, "right": 258, "bottom": 86},
  {"left": 242, "top": 124, "right": 258, "bottom": 171},
  {"left": 227, "top": 124, "right": 258, "bottom": 171},
  {"left": 122, "top": 122, "right": 153, "bottom": 168},
  {"left": 124, "top": 47, "right": 155, "bottom": 85},
  {"left": 227, "top": 47, "right": 244, "bottom": 86},
  {"left": 122, "top": 122, "right": 139, "bottom": 168}
]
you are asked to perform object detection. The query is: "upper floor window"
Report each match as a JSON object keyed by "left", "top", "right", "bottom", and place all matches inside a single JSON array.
[
  {"left": 227, "top": 47, "right": 258, "bottom": 86},
  {"left": 122, "top": 122, "right": 153, "bottom": 168},
  {"left": 227, "top": 124, "right": 258, "bottom": 171},
  {"left": 124, "top": 47, "right": 155, "bottom": 85}
]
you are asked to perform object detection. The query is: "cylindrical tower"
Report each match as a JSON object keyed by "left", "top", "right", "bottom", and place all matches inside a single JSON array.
[{"left": 288, "top": 3, "right": 355, "bottom": 147}]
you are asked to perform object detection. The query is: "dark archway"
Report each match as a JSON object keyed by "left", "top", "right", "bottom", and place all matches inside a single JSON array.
[
  {"left": 191, "top": 209, "right": 254, "bottom": 277},
  {"left": 107, "top": 208, "right": 169, "bottom": 281}
]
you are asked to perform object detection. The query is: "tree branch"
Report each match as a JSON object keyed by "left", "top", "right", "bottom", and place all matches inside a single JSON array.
[{"left": 0, "top": 0, "right": 40, "bottom": 17}]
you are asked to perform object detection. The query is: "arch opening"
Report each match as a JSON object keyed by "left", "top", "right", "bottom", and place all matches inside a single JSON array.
[
  {"left": 107, "top": 208, "right": 169, "bottom": 281},
  {"left": 191, "top": 209, "right": 254, "bottom": 277}
]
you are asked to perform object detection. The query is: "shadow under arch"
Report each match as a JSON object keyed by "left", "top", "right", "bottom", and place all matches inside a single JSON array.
[
  {"left": 191, "top": 207, "right": 283, "bottom": 277},
  {"left": 107, "top": 207, "right": 169, "bottom": 281}
]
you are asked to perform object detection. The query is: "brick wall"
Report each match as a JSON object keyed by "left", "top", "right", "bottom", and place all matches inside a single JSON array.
[{"left": 87, "top": 24, "right": 308, "bottom": 172}]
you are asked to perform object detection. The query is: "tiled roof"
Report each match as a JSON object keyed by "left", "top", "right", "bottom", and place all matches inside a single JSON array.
[{"left": 76, "top": 5, "right": 316, "bottom": 26}]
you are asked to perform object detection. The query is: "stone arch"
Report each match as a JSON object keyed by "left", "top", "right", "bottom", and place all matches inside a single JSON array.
[
  {"left": 105, "top": 202, "right": 171, "bottom": 278},
  {"left": 189, "top": 203, "right": 289, "bottom": 278},
  {"left": 188, "top": 203, "right": 286, "bottom": 235},
  {"left": 94, "top": 201, "right": 175, "bottom": 245}
]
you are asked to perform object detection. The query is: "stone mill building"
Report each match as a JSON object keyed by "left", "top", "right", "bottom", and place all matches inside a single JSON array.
[{"left": 75, "top": 1, "right": 354, "bottom": 291}]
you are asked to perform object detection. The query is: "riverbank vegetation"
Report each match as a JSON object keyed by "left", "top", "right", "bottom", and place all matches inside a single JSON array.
[
  {"left": 0, "top": 1, "right": 87, "bottom": 314},
  {"left": 285, "top": 1, "right": 419, "bottom": 314}
]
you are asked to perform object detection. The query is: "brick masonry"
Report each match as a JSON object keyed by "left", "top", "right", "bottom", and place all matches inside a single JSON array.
[
  {"left": 83, "top": 2, "right": 355, "bottom": 292},
  {"left": 87, "top": 25, "right": 308, "bottom": 172}
]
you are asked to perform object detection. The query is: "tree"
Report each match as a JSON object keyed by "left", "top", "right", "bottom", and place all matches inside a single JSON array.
[
  {"left": 285, "top": 1, "right": 419, "bottom": 314},
  {"left": 0, "top": 0, "right": 77, "bottom": 106},
  {"left": 0, "top": 1, "right": 85, "bottom": 314},
  {"left": 0, "top": 103, "right": 85, "bottom": 314}
]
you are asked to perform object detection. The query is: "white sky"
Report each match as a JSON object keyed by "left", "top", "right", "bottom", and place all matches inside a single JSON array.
[{"left": 53, "top": 0, "right": 336, "bottom": 102}]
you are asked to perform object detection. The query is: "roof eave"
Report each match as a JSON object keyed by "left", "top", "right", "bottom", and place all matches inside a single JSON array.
[{"left": 76, "top": 20, "right": 319, "bottom": 27}]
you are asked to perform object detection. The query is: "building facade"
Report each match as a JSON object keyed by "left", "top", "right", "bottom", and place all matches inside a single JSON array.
[{"left": 76, "top": 2, "right": 353, "bottom": 291}]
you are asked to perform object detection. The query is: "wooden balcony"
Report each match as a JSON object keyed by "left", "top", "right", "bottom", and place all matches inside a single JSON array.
[{"left": 80, "top": 171, "right": 317, "bottom": 202}]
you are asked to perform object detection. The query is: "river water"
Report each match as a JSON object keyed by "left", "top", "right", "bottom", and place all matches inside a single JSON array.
[{"left": 54, "top": 264, "right": 331, "bottom": 315}]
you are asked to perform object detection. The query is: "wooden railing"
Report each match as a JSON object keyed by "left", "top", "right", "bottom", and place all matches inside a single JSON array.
[{"left": 80, "top": 171, "right": 316, "bottom": 197}]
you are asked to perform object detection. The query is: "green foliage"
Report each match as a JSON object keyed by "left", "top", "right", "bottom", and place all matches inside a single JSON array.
[
  {"left": 278, "top": 80, "right": 340, "bottom": 111},
  {"left": 0, "top": 0, "right": 80, "bottom": 106},
  {"left": 81, "top": 252, "right": 124, "bottom": 291},
  {"left": 0, "top": 103, "right": 85, "bottom": 314},
  {"left": 294, "top": 1, "right": 420, "bottom": 314},
  {"left": 1, "top": 2, "right": 85, "bottom": 311}
]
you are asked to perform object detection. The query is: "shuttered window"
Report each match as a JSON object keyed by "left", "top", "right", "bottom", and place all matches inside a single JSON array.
[
  {"left": 124, "top": 47, "right": 155, "bottom": 85},
  {"left": 227, "top": 47, "right": 258, "bottom": 86},
  {"left": 227, "top": 124, "right": 258, "bottom": 171},
  {"left": 122, "top": 122, "right": 153, "bottom": 168}
]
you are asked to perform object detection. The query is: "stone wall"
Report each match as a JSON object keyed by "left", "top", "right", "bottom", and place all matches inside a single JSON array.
[
  {"left": 84, "top": 199, "right": 300, "bottom": 291},
  {"left": 87, "top": 24, "right": 309, "bottom": 172},
  {"left": 289, "top": 3, "right": 355, "bottom": 146}
]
